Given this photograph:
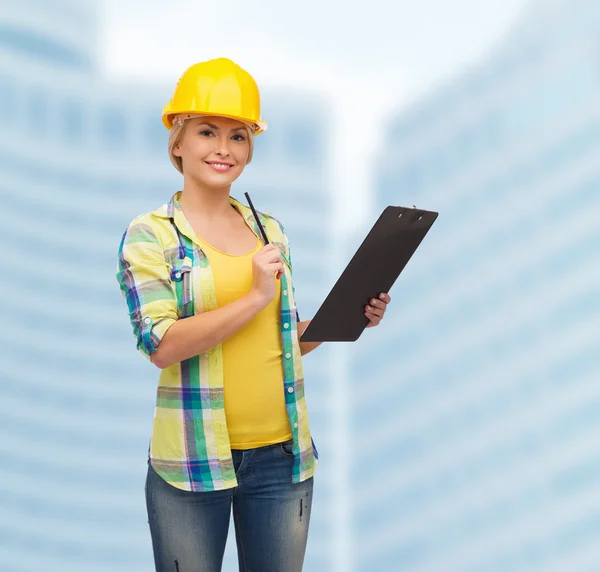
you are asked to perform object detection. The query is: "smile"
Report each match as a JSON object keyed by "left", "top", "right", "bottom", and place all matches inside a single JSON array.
[{"left": 205, "top": 161, "right": 234, "bottom": 171}]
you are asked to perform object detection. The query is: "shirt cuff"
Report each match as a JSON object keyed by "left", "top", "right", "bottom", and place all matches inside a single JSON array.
[{"left": 137, "top": 315, "right": 177, "bottom": 361}]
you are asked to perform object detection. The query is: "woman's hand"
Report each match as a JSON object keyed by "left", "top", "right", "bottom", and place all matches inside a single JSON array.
[
  {"left": 249, "top": 244, "right": 285, "bottom": 307},
  {"left": 365, "top": 292, "right": 391, "bottom": 328}
]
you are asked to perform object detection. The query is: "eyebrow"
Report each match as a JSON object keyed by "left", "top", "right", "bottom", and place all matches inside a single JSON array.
[{"left": 197, "top": 122, "right": 246, "bottom": 132}]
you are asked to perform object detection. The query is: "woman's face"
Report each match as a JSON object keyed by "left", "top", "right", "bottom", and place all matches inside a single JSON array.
[{"left": 174, "top": 116, "right": 251, "bottom": 187}]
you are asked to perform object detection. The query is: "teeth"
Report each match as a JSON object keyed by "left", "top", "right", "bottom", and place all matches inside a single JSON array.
[{"left": 210, "top": 163, "right": 231, "bottom": 169}]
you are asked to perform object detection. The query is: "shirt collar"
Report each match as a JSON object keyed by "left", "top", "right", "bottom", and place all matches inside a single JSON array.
[{"left": 151, "top": 191, "right": 267, "bottom": 246}]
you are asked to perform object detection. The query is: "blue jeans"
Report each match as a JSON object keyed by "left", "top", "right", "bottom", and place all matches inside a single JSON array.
[{"left": 145, "top": 440, "right": 314, "bottom": 572}]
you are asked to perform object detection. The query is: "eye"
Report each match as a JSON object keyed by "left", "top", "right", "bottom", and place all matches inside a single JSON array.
[
  {"left": 199, "top": 130, "right": 214, "bottom": 137},
  {"left": 232, "top": 134, "right": 246, "bottom": 141}
]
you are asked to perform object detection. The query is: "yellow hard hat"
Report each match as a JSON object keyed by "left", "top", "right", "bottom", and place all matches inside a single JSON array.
[{"left": 162, "top": 58, "right": 267, "bottom": 134}]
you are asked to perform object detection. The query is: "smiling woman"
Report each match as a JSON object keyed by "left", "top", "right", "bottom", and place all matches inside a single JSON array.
[{"left": 115, "top": 57, "right": 319, "bottom": 572}]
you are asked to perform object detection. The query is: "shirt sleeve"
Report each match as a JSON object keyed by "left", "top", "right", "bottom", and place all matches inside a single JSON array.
[{"left": 116, "top": 221, "right": 178, "bottom": 361}]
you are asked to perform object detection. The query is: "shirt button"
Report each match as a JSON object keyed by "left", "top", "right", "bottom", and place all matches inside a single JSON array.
[
  {"left": 283, "top": 290, "right": 288, "bottom": 296},
  {"left": 294, "top": 422, "right": 298, "bottom": 428},
  {"left": 283, "top": 323, "right": 289, "bottom": 329},
  {"left": 288, "top": 387, "right": 294, "bottom": 393},
  {"left": 175, "top": 271, "right": 181, "bottom": 279},
  {"left": 143, "top": 317, "right": 151, "bottom": 325},
  {"left": 285, "top": 353, "right": 291, "bottom": 359}
]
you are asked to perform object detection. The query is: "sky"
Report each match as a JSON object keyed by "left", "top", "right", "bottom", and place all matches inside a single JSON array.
[{"left": 100, "top": 0, "right": 527, "bottom": 228}]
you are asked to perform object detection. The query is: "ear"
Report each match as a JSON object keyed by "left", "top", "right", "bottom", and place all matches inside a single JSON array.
[{"left": 172, "top": 143, "right": 182, "bottom": 158}]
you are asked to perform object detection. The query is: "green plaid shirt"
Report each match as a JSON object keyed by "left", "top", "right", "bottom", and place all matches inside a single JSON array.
[{"left": 116, "top": 191, "right": 318, "bottom": 491}]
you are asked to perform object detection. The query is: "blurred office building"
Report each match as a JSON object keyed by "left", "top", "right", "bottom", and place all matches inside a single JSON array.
[{"left": 348, "top": 2, "right": 600, "bottom": 571}]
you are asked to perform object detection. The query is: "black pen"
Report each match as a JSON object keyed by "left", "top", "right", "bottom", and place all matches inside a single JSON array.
[{"left": 244, "top": 192, "right": 269, "bottom": 245}]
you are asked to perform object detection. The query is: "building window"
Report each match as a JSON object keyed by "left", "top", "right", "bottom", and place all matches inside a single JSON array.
[
  {"left": 281, "top": 119, "right": 321, "bottom": 166},
  {"left": 144, "top": 115, "right": 167, "bottom": 154},
  {"left": 26, "top": 85, "right": 49, "bottom": 137},
  {"left": 0, "top": 25, "right": 90, "bottom": 71},
  {"left": 100, "top": 105, "right": 127, "bottom": 149},
  {"left": 0, "top": 74, "right": 16, "bottom": 126},
  {"left": 60, "top": 98, "right": 85, "bottom": 144}
]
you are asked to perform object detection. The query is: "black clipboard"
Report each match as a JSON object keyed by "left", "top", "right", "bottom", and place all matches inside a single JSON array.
[{"left": 299, "top": 205, "right": 438, "bottom": 342}]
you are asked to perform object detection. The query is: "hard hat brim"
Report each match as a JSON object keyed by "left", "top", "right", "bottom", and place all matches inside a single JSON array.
[{"left": 162, "top": 111, "right": 267, "bottom": 135}]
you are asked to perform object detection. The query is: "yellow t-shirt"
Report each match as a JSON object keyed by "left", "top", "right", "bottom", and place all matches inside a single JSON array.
[{"left": 196, "top": 234, "right": 292, "bottom": 449}]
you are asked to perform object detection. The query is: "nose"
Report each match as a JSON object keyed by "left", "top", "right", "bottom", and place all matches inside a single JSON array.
[{"left": 214, "top": 132, "right": 231, "bottom": 157}]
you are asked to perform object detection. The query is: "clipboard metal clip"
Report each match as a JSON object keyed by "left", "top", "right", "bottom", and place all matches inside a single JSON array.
[{"left": 398, "top": 206, "right": 423, "bottom": 221}]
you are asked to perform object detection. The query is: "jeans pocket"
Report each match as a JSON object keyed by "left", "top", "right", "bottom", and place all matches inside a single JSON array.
[{"left": 279, "top": 439, "right": 295, "bottom": 457}]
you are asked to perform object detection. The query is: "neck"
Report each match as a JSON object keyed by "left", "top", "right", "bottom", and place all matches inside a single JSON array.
[{"left": 178, "top": 177, "right": 234, "bottom": 220}]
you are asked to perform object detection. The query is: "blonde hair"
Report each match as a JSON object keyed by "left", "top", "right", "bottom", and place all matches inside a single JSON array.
[{"left": 168, "top": 116, "right": 255, "bottom": 174}]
